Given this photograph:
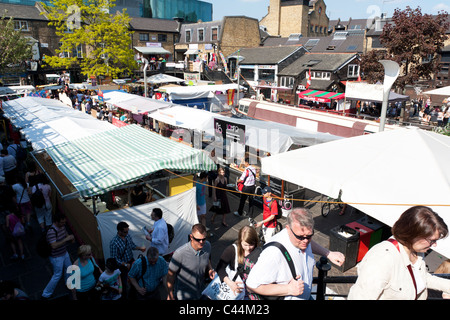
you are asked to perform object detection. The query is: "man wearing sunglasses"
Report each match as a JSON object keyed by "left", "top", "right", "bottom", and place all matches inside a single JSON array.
[
  {"left": 246, "top": 208, "right": 345, "bottom": 300},
  {"left": 167, "top": 224, "right": 215, "bottom": 300}
]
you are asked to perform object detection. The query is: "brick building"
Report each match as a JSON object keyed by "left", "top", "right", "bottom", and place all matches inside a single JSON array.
[{"left": 260, "top": 0, "right": 329, "bottom": 38}]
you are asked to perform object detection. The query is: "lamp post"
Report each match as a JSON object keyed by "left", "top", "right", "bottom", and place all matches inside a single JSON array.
[{"left": 379, "top": 59, "right": 400, "bottom": 132}]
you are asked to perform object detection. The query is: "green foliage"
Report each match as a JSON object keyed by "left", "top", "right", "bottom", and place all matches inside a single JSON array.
[
  {"left": 361, "top": 6, "right": 449, "bottom": 90},
  {"left": 0, "top": 12, "right": 33, "bottom": 72},
  {"left": 42, "top": 0, "right": 137, "bottom": 78}
]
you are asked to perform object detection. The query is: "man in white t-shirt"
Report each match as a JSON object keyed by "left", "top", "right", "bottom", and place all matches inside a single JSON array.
[
  {"left": 246, "top": 208, "right": 345, "bottom": 300},
  {"left": 145, "top": 208, "right": 169, "bottom": 256}
]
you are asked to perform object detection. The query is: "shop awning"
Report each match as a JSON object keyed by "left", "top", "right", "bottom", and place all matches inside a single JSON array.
[
  {"left": 134, "top": 46, "right": 172, "bottom": 55},
  {"left": 184, "top": 49, "right": 199, "bottom": 55},
  {"left": 298, "top": 89, "right": 345, "bottom": 103},
  {"left": 44, "top": 124, "right": 216, "bottom": 197}
]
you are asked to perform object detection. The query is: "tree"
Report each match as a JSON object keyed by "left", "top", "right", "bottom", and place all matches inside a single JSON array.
[
  {"left": 42, "top": 0, "right": 137, "bottom": 79},
  {"left": 0, "top": 12, "right": 33, "bottom": 74},
  {"left": 361, "top": 6, "right": 449, "bottom": 90}
]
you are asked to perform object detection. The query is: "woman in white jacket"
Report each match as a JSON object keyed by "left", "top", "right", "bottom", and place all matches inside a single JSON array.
[{"left": 348, "top": 206, "right": 450, "bottom": 300}]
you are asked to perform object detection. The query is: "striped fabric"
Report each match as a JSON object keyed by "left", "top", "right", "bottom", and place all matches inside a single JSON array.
[{"left": 45, "top": 124, "right": 216, "bottom": 197}]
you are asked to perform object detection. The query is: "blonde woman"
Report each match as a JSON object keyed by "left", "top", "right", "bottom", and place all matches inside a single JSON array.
[
  {"left": 71, "top": 245, "right": 102, "bottom": 301},
  {"left": 215, "top": 226, "right": 261, "bottom": 299}
]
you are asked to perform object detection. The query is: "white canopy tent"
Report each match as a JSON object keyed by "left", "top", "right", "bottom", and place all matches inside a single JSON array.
[
  {"left": 261, "top": 127, "right": 450, "bottom": 259},
  {"left": 423, "top": 86, "right": 450, "bottom": 96},
  {"left": 2, "top": 97, "right": 114, "bottom": 150},
  {"left": 138, "top": 73, "right": 185, "bottom": 84},
  {"left": 93, "top": 91, "right": 174, "bottom": 114},
  {"left": 160, "top": 83, "right": 244, "bottom": 100},
  {"left": 0, "top": 85, "right": 35, "bottom": 97},
  {"left": 148, "top": 106, "right": 342, "bottom": 154}
]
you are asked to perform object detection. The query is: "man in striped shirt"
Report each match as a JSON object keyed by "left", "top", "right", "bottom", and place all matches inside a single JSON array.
[
  {"left": 234, "top": 158, "right": 256, "bottom": 217},
  {"left": 41, "top": 213, "right": 75, "bottom": 299}
]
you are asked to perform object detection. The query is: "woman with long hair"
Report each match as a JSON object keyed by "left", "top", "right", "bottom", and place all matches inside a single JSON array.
[{"left": 215, "top": 225, "right": 260, "bottom": 299}]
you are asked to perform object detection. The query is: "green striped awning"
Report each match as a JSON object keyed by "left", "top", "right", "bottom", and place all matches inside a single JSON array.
[{"left": 45, "top": 124, "right": 216, "bottom": 197}]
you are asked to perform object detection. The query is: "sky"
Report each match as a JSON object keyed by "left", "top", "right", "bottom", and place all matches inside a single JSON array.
[{"left": 204, "top": 0, "right": 450, "bottom": 22}]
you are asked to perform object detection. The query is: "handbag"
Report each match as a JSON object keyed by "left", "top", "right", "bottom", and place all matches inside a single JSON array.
[
  {"left": 202, "top": 244, "right": 245, "bottom": 300},
  {"left": 236, "top": 168, "right": 255, "bottom": 192}
]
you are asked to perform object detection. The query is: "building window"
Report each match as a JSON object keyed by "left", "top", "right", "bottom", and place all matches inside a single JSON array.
[
  {"left": 348, "top": 64, "right": 360, "bottom": 78},
  {"left": 58, "top": 42, "right": 70, "bottom": 58},
  {"left": 73, "top": 45, "right": 83, "bottom": 58},
  {"left": 280, "top": 76, "right": 295, "bottom": 88},
  {"left": 14, "top": 20, "right": 28, "bottom": 31},
  {"left": 186, "top": 29, "right": 192, "bottom": 42},
  {"left": 139, "top": 33, "right": 149, "bottom": 41},
  {"left": 211, "top": 27, "right": 219, "bottom": 41},
  {"left": 198, "top": 28, "right": 204, "bottom": 42},
  {"left": 311, "top": 72, "right": 331, "bottom": 80},
  {"left": 158, "top": 34, "right": 167, "bottom": 42}
]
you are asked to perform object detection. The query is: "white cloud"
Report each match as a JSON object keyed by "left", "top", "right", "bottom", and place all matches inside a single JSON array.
[{"left": 433, "top": 3, "right": 450, "bottom": 12}]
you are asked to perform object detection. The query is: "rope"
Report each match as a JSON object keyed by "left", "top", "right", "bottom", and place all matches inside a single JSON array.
[{"left": 163, "top": 168, "right": 450, "bottom": 208}]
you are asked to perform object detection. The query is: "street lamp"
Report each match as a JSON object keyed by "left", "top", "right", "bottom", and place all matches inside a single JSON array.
[{"left": 379, "top": 59, "right": 400, "bottom": 132}]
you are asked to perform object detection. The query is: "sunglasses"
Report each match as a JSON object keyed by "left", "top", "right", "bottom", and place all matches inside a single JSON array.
[
  {"left": 289, "top": 227, "right": 314, "bottom": 241},
  {"left": 191, "top": 235, "right": 207, "bottom": 243}
]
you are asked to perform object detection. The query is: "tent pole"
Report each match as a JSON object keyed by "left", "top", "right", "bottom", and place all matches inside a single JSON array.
[{"left": 29, "top": 151, "right": 65, "bottom": 198}]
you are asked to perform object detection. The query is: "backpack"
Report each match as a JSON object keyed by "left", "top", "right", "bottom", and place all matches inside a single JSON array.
[
  {"left": 264, "top": 198, "right": 283, "bottom": 220},
  {"left": 30, "top": 187, "right": 45, "bottom": 208},
  {"left": 167, "top": 223, "right": 174, "bottom": 243},
  {"left": 36, "top": 227, "right": 57, "bottom": 258},
  {"left": 12, "top": 220, "right": 26, "bottom": 237}
]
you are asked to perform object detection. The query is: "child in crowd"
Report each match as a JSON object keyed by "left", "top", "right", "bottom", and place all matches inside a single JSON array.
[{"left": 97, "top": 258, "right": 122, "bottom": 300}]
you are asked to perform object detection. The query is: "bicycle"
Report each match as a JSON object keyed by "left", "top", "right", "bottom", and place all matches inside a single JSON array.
[
  {"left": 248, "top": 217, "right": 283, "bottom": 245},
  {"left": 321, "top": 190, "right": 346, "bottom": 217}
]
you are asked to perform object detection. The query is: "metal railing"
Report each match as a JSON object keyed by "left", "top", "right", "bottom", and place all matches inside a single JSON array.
[{"left": 313, "top": 256, "right": 450, "bottom": 300}]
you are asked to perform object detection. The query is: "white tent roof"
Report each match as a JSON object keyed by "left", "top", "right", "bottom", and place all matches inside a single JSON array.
[
  {"left": 2, "top": 97, "right": 114, "bottom": 150},
  {"left": 261, "top": 127, "right": 450, "bottom": 259},
  {"left": 423, "top": 86, "right": 450, "bottom": 96},
  {"left": 94, "top": 91, "right": 174, "bottom": 114},
  {"left": 148, "top": 106, "right": 341, "bottom": 153},
  {"left": 138, "top": 73, "right": 185, "bottom": 84},
  {"left": 0, "top": 85, "right": 35, "bottom": 96}
]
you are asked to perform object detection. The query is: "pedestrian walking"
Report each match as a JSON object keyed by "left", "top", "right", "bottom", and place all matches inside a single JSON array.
[
  {"left": 41, "top": 213, "right": 75, "bottom": 299},
  {"left": 234, "top": 158, "right": 256, "bottom": 217},
  {"left": 129, "top": 247, "right": 168, "bottom": 300},
  {"left": 348, "top": 206, "right": 450, "bottom": 300},
  {"left": 246, "top": 208, "right": 345, "bottom": 300},
  {"left": 109, "top": 221, "right": 146, "bottom": 299},
  {"left": 211, "top": 167, "right": 231, "bottom": 227},
  {"left": 167, "top": 224, "right": 215, "bottom": 300},
  {"left": 71, "top": 244, "right": 102, "bottom": 301}
]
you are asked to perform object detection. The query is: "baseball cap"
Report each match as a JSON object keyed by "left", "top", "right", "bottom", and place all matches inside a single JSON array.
[{"left": 262, "top": 186, "right": 271, "bottom": 194}]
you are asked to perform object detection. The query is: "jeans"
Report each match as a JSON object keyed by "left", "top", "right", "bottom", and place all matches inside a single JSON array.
[{"left": 42, "top": 252, "right": 72, "bottom": 298}]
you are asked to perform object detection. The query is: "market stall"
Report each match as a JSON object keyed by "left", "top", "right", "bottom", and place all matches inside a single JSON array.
[{"left": 158, "top": 83, "right": 246, "bottom": 111}]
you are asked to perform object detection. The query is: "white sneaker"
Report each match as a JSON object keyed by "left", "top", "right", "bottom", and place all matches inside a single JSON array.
[{"left": 233, "top": 211, "right": 241, "bottom": 217}]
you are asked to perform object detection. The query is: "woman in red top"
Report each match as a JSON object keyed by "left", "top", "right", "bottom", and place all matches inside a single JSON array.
[{"left": 255, "top": 187, "right": 278, "bottom": 243}]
